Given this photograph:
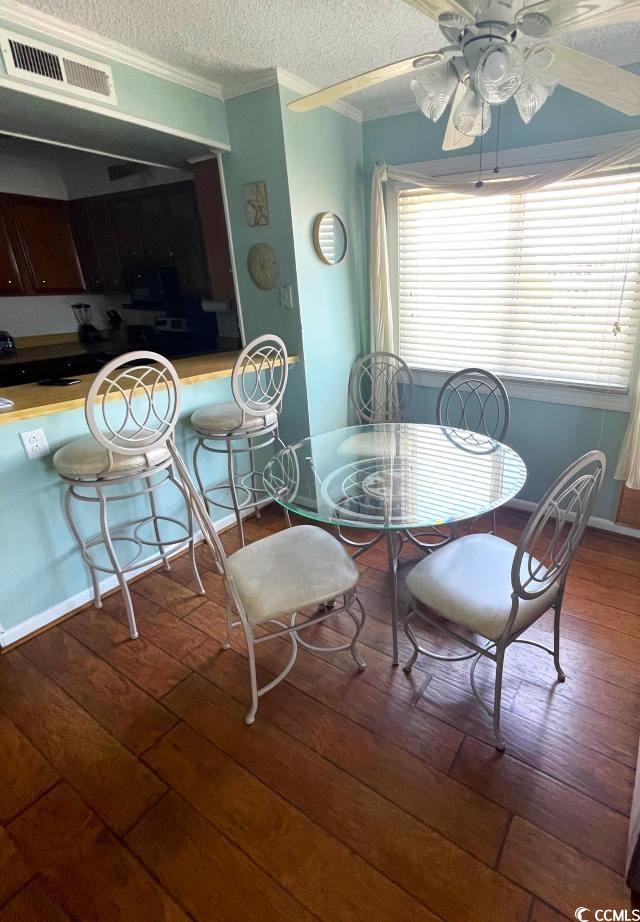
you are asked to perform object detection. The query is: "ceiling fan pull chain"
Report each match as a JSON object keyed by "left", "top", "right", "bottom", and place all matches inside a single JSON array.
[
  {"left": 475, "top": 107, "right": 485, "bottom": 188},
  {"left": 494, "top": 104, "right": 502, "bottom": 175}
]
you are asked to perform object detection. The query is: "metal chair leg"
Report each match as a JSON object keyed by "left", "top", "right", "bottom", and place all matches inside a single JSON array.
[
  {"left": 97, "top": 488, "right": 138, "bottom": 640},
  {"left": 223, "top": 586, "right": 233, "bottom": 650},
  {"left": 553, "top": 598, "right": 566, "bottom": 682},
  {"left": 226, "top": 436, "right": 245, "bottom": 547},
  {"left": 249, "top": 439, "right": 261, "bottom": 520},
  {"left": 147, "top": 475, "right": 171, "bottom": 572},
  {"left": 243, "top": 622, "right": 259, "bottom": 725},
  {"left": 493, "top": 646, "right": 506, "bottom": 751},
  {"left": 64, "top": 486, "right": 102, "bottom": 610},
  {"left": 403, "top": 603, "right": 421, "bottom": 674}
]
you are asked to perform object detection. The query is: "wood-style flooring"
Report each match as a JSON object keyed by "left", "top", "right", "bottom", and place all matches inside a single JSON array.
[{"left": 1, "top": 506, "right": 639, "bottom": 921}]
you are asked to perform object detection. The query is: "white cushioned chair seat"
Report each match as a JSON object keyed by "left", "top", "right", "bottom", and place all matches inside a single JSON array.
[
  {"left": 53, "top": 434, "right": 170, "bottom": 480},
  {"left": 228, "top": 524, "right": 359, "bottom": 624},
  {"left": 406, "top": 533, "right": 559, "bottom": 642},
  {"left": 191, "top": 401, "right": 277, "bottom": 436}
]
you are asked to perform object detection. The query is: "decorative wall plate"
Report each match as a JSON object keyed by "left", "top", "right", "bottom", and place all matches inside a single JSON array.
[{"left": 247, "top": 243, "right": 280, "bottom": 290}]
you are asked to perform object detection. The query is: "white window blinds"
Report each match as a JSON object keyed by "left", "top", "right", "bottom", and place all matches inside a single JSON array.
[{"left": 396, "top": 171, "right": 640, "bottom": 391}]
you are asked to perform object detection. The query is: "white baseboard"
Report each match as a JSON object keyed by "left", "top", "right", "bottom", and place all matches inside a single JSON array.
[
  {"left": 507, "top": 498, "right": 640, "bottom": 540},
  {"left": 0, "top": 509, "right": 242, "bottom": 649}
]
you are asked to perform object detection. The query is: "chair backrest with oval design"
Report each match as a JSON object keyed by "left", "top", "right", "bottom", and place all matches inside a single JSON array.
[
  {"left": 512, "top": 450, "right": 606, "bottom": 602},
  {"left": 85, "top": 351, "right": 181, "bottom": 458},
  {"left": 349, "top": 351, "right": 413, "bottom": 424},
  {"left": 231, "top": 334, "right": 289, "bottom": 423},
  {"left": 436, "top": 367, "right": 510, "bottom": 443}
]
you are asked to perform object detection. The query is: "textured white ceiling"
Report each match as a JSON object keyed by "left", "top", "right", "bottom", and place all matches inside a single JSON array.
[{"left": 22, "top": 0, "right": 640, "bottom": 118}]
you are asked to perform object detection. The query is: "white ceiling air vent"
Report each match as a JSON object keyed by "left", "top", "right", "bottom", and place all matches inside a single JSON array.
[{"left": 0, "top": 29, "right": 117, "bottom": 106}]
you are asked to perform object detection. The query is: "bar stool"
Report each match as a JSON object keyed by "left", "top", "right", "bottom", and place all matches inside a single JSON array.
[
  {"left": 191, "top": 334, "right": 289, "bottom": 546},
  {"left": 53, "top": 351, "right": 204, "bottom": 639}
]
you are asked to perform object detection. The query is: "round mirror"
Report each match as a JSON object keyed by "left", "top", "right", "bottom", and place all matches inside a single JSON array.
[{"left": 313, "top": 212, "right": 347, "bottom": 265}]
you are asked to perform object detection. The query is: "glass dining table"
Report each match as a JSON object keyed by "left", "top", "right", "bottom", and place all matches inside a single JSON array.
[{"left": 262, "top": 423, "right": 527, "bottom": 665}]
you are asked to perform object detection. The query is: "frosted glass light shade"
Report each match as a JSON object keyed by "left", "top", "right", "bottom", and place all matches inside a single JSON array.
[
  {"left": 410, "top": 60, "right": 459, "bottom": 123},
  {"left": 476, "top": 44, "right": 524, "bottom": 104},
  {"left": 453, "top": 85, "right": 491, "bottom": 136},
  {"left": 514, "top": 75, "right": 556, "bottom": 124}
]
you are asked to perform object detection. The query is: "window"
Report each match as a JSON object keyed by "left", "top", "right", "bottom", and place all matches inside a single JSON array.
[{"left": 396, "top": 170, "right": 640, "bottom": 395}]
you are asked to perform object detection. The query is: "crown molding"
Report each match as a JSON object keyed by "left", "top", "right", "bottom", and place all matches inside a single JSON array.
[
  {"left": 223, "top": 66, "right": 363, "bottom": 123},
  {"left": 0, "top": 0, "right": 224, "bottom": 99},
  {"left": 222, "top": 69, "right": 280, "bottom": 100}
]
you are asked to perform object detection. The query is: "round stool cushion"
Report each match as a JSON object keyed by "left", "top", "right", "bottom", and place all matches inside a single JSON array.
[
  {"left": 53, "top": 434, "right": 170, "bottom": 480},
  {"left": 191, "top": 401, "right": 278, "bottom": 436}
]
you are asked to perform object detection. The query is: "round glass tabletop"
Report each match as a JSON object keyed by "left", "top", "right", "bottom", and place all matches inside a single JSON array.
[{"left": 263, "top": 423, "right": 527, "bottom": 531}]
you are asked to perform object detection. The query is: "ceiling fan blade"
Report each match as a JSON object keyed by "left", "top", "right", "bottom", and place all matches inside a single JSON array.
[
  {"left": 287, "top": 54, "right": 442, "bottom": 112},
  {"left": 442, "top": 84, "right": 475, "bottom": 150},
  {"left": 517, "top": 0, "right": 640, "bottom": 36},
  {"left": 543, "top": 45, "right": 640, "bottom": 116},
  {"left": 401, "top": 0, "right": 474, "bottom": 22}
]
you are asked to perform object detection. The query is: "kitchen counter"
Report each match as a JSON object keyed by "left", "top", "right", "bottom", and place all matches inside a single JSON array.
[{"left": 0, "top": 351, "right": 299, "bottom": 425}]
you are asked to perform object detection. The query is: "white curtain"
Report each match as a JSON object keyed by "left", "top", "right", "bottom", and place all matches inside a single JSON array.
[
  {"left": 616, "top": 378, "right": 640, "bottom": 489},
  {"left": 370, "top": 136, "right": 640, "bottom": 490}
]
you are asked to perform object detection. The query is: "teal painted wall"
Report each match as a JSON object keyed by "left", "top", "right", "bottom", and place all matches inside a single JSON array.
[
  {"left": 0, "top": 19, "right": 229, "bottom": 146},
  {"left": 280, "top": 85, "right": 367, "bottom": 435},
  {"left": 362, "top": 76, "right": 640, "bottom": 521},
  {"left": 222, "top": 87, "right": 310, "bottom": 446}
]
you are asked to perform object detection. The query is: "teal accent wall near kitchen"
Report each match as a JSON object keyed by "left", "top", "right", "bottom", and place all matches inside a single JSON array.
[
  {"left": 222, "top": 85, "right": 310, "bottom": 446},
  {"left": 280, "top": 85, "right": 367, "bottom": 436},
  {"left": 362, "top": 76, "right": 640, "bottom": 521}
]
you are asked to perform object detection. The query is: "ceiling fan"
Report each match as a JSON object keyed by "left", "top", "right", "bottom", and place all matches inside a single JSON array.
[{"left": 288, "top": 0, "right": 640, "bottom": 150}]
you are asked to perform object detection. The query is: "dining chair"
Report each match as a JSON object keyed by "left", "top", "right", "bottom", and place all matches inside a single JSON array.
[
  {"left": 190, "top": 334, "right": 289, "bottom": 547},
  {"left": 436, "top": 367, "right": 510, "bottom": 533},
  {"left": 53, "top": 351, "right": 204, "bottom": 640},
  {"left": 171, "top": 435, "right": 368, "bottom": 724},
  {"left": 402, "top": 449, "right": 606, "bottom": 750},
  {"left": 348, "top": 351, "right": 413, "bottom": 423}
]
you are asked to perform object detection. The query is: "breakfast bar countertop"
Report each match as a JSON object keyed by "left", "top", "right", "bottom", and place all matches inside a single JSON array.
[{"left": 0, "top": 352, "right": 299, "bottom": 425}]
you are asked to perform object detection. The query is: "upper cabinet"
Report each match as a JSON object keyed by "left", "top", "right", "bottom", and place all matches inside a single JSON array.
[
  {"left": 193, "top": 159, "right": 235, "bottom": 302},
  {"left": 0, "top": 169, "right": 236, "bottom": 303},
  {"left": 0, "top": 196, "right": 85, "bottom": 295},
  {"left": 0, "top": 209, "right": 24, "bottom": 296}
]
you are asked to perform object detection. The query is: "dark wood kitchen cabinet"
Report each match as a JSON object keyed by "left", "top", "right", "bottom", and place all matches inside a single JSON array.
[
  {"left": 138, "top": 192, "right": 173, "bottom": 264},
  {"left": 108, "top": 197, "right": 144, "bottom": 271},
  {"left": 193, "top": 158, "right": 235, "bottom": 301},
  {"left": 1, "top": 195, "right": 85, "bottom": 295},
  {"left": 70, "top": 200, "right": 105, "bottom": 293},
  {"left": 165, "top": 185, "right": 209, "bottom": 296},
  {"left": 0, "top": 208, "right": 24, "bottom": 295}
]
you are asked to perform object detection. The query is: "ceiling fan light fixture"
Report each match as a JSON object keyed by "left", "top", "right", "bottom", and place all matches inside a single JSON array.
[
  {"left": 514, "top": 73, "right": 557, "bottom": 124},
  {"left": 476, "top": 44, "right": 524, "bottom": 104},
  {"left": 410, "top": 59, "right": 459, "bottom": 122},
  {"left": 453, "top": 84, "right": 492, "bottom": 136},
  {"left": 516, "top": 9, "right": 551, "bottom": 37}
]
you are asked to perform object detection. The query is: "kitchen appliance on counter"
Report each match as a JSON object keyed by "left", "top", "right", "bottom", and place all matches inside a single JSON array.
[
  {"left": 0, "top": 330, "right": 16, "bottom": 357},
  {"left": 72, "top": 304, "right": 102, "bottom": 344}
]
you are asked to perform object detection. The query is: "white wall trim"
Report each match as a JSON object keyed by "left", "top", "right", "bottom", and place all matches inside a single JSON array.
[
  {"left": 0, "top": 0, "right": 224, "bottom": 99},
  {"left": 0, "top": 76, "right": 230, "bottom": 156},
  {"left": 508, "top": 497, "right": 640, "bottom": 540},
  {"left": 223, "top": 66, "right": 363, "bottom": 123}
]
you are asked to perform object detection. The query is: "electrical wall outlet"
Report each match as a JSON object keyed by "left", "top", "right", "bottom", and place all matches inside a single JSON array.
[
  {"left": 280, "top": 284, "right": 293, "bottom": 310},
  {"left": 20, "top": 428, "right": 50, "bottom": 460}
]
